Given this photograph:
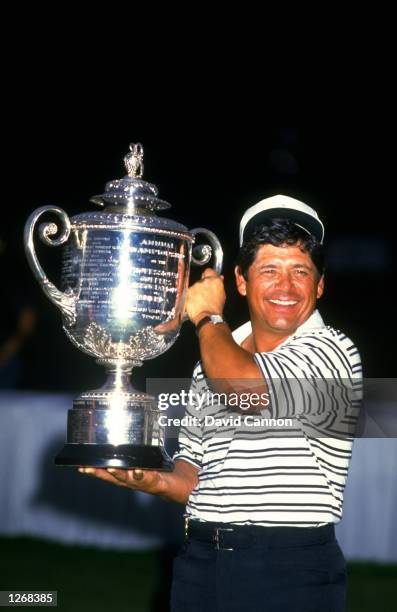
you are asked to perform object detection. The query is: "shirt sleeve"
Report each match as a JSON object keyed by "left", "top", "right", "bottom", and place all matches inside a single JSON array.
[
  {"left": 254, "top": 329, "right": 363, "bottom": 438},
  {"left": 172, "top": 362, "right": 204, "bottom": 469}
]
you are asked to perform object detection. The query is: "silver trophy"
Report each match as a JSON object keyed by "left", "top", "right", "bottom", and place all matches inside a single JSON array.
[{"left": 24, "top": 143, "right": 222, "bottom": 470}]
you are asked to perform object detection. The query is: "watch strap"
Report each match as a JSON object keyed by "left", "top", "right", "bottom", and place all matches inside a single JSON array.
[{"left": 195, "top": 314, "right": 225, "bottom": 335}]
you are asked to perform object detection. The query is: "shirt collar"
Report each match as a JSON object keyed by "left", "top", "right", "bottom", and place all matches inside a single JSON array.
[{"left": 232, "top": 309, "right": 325, "bottom": 346}]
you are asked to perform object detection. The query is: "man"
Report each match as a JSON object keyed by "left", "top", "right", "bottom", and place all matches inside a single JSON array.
[{"left": 80, "top": 195, "right": 362, "bottom": 612}]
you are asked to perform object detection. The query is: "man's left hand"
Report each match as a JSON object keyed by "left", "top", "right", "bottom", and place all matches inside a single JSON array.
[{"left": 185, "top": 268, "right": 226, "bottom": 326}]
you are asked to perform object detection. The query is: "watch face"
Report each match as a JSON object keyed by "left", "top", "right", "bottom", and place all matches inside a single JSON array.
[{"left": 210, "top": 315, "right": 224, "bottom": 325}]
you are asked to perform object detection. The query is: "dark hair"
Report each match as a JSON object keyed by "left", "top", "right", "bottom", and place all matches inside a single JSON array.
[{"left": 236, "top": 218, "right": 325, "bottom": 280}]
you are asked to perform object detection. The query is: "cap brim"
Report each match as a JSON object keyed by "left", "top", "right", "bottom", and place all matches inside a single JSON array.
[{"left": 241, "top": 208, "right": 324, "bottom": 245}]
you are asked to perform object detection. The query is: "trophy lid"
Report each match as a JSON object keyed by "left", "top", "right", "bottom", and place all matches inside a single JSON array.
[
  {"left": 90, "top": 143, "right": 171, "bottom": 212},
  {"left": 71, "top": 143, "right": 191, "bottom": 237}
]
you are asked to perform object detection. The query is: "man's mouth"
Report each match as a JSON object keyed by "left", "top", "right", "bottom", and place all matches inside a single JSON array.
[{"left": 268, "top": 299, "right": 299, "bottom": 306}]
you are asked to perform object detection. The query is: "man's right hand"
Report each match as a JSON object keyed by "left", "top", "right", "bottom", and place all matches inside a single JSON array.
[
  {"left": 78, "top": 459, "right": 199, "bottom": 505},
  {"left": 78, "top": 467, "right": 164, "bottom": 494}
]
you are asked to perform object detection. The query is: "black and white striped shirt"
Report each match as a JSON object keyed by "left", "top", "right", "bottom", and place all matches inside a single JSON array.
[{"left": 173, "top": 310, "right": 363, "bottom": 526}]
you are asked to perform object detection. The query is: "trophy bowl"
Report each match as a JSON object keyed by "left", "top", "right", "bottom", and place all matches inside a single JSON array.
[{"left": 24, "top": 143, "right": 222, "bottom": 470}]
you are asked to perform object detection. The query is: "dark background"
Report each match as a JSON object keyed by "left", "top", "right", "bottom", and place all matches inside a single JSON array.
[{"left": 1, "top": 122, "right": 394, "bottom": 393}]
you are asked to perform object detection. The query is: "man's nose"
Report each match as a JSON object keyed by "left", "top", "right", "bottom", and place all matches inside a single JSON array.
[{"left": 276, "top": 272, "right": 293, "bottom": 291}]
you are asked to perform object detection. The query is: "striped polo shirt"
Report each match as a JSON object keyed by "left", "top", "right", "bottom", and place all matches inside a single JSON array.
[{"left": 173, "top": 310, "right": 363, "bottom": 527}]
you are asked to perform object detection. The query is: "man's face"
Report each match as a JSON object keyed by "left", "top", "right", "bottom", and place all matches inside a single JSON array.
[{"left": 235, "top": 242, "right": 324, "bottom": 337}]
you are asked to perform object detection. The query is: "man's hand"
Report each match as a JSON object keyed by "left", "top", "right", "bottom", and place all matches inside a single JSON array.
[
  {"left": 78, "top": 467, "right": 164, "bottom": 494},
  {"left": 186, "top": 268, "right": 226, "bottom": 326},
  {"left": 78, "top": 459, "right": 199, "bottom": 505}
]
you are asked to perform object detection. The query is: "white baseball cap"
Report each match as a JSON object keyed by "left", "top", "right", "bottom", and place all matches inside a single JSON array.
[{"left": 239, "top": 194, "right": 325, "bottom": 246}]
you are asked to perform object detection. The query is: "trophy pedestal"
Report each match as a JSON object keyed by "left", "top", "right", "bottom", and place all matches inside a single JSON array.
[
  {"left": 54, "top": 383, "right": 174, "bottom": 470},
  {"left": 54, "top": 443, "right": 174, "bottom": 470}
]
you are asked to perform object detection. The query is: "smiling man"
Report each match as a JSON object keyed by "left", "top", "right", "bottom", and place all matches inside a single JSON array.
[
  {"left": 237, "top": 242, "right": 324, "bottom": 342},
  {"left": 80, "top": 195, "right": 362, "bottom": 612}
]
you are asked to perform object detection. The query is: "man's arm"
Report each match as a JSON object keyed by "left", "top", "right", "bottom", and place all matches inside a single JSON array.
[
  {"left": 196, "top": 321, "right": 261, "bottom": 382},
  {"left": 79, "top": 458, "right": 199, "bottom": 505},
  {"left": 186, "top": 268, "right": 262, "bottom": 386}
]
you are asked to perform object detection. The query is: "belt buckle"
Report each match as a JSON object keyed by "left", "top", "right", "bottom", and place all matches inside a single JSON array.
[
  {"left": 214, "top": 527, "right": 234, "bottom": 551},
  {"left": 183, "top": 514, "right": 189, "bottom": 542}
]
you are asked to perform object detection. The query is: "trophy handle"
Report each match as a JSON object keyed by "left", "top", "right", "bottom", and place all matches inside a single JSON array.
[
  {"left": 24, "top": 206, "right": 77, "bottom": 327},
  {"left": 190, "top": 228, "right": 223, "bottom": 274}
]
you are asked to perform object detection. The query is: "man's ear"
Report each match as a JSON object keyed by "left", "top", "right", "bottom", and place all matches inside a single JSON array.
[
  {"left": 235, "top": 265, "right": 247, "bottom": 296},
  {"left": 316, "top": 275, "right": 325, "bottom": 299}
]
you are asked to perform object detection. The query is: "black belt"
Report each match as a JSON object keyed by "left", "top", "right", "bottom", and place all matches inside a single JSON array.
[{"left": 185, "top": 517, "right": 335, "bottom": 551}]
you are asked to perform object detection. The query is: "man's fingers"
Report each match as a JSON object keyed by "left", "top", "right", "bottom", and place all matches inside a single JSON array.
[
  {"left": 107, "top": 468, "right": 128, "bottom": 481},
  {"left": 78, "top": 466, "right": 160, "bottom": 494},
  {"left": 107, "top": 468, "right": 145, "bottom": 481},
  {"left": 78, "top": 467, "right": 130, "bottom": 487},
  {"left": 201, "top": 268, "right": 218, "bottom": 279},
  {"left": 132, "top": 469, "right": 144, "bottom": 480},
  {"left": 200, "top": 269, "right": 224, "bottom": 283}
]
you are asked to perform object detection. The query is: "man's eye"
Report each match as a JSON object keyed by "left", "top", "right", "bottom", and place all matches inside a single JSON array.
[{"left": 295, "top": 269, "right": 308, "bottom": 276}]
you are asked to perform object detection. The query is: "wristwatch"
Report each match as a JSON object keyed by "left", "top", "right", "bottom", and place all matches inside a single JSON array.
[{"left": 195, "top": 314, "right": 226, "bottom": 335}]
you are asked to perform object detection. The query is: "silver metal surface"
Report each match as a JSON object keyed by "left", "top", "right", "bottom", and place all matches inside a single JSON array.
[
  {"left": 191, "top": 227, "right": 223, "bottom": 274},
  {"left": 24, "top": 143, "right": 223, "bottom": 461},
  {"left": 124, "top": 142, "right": 144, "bottom": 178},
  {"left": 24, "top": 206, "right": 77, "bottom": 327}
]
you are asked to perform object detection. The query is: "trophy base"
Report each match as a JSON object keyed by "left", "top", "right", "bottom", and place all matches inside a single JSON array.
[{"left": 54, "top": 443, "right": 174, "bottom": 471}]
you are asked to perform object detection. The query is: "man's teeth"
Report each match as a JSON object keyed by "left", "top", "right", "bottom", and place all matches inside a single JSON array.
[{"left": 269, "top": 299, "right": 298, "bottom": 305}]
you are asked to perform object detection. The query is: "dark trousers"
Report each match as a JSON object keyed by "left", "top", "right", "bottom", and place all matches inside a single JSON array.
[{"left": 170, "top": 522, "right": 346, "bottom": 612}]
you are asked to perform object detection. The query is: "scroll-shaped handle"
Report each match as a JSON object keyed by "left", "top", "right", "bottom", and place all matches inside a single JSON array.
[
  {"left": 24, "top": 206, "right": 77, "bottom": 327},
  {"left": 190, "top": 228, "right": 223, "bottom": 274}
]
